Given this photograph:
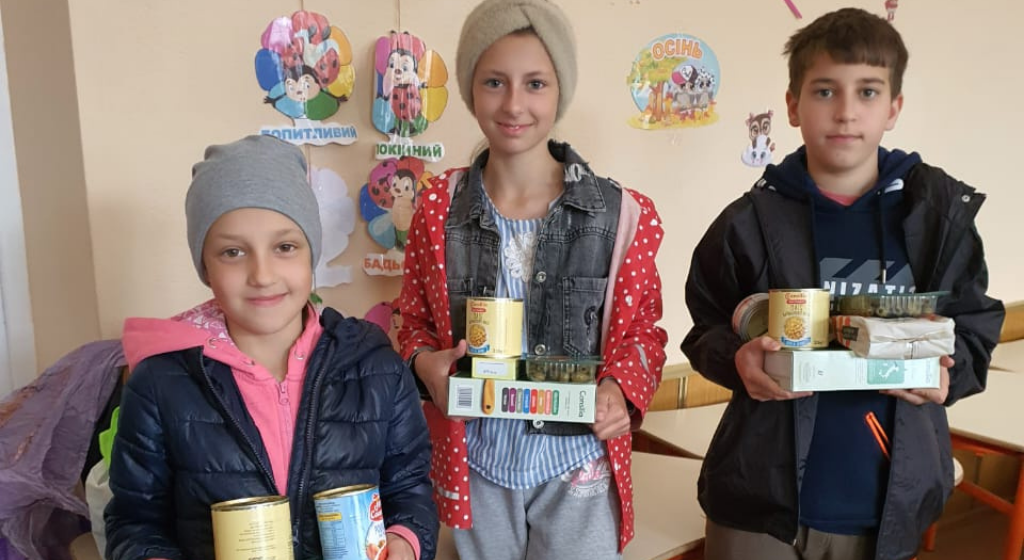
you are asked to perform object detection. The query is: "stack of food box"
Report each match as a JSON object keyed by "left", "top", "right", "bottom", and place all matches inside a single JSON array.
[
  {"left": 733, "top": 290, "right": 954, "bottom": 392},
  {"left": 447, "top": 297, "right": 600, "bottom": 423}
]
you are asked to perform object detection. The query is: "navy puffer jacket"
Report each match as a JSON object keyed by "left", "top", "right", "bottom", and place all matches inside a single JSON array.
[{"left": 106, "top": 308, "right": 437, "bottom": 560}]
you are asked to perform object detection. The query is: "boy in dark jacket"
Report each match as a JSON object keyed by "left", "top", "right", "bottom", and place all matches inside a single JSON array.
[
  {"left": 105, "top": 135, "right": 438, "bottom": 560},
  {"left": 681, "top": 8, "right": 1004, "bottom": 560}
]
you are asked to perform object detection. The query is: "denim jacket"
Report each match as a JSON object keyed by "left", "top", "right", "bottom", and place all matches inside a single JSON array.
[
  {"left": 446, "top": 143, "right": 622, "bottom": 436},
  {"left": 398, "top": 141, "right": 668, "bottom": 550}
]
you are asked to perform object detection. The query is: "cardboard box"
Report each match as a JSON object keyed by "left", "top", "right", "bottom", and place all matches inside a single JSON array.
[
  {"left": 470, "top": 356, "right": 519, "bottom": 380},
  {"left": 764, "top": 350, "right": 941, "bottom": 392},
  {"left": 447, "top": 374, "right": 596, "bottom": 423}
]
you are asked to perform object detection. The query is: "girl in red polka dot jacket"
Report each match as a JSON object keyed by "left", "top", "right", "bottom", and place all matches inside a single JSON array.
[{"left": 397, "top": 1, "right": 668, "bottom": 559}]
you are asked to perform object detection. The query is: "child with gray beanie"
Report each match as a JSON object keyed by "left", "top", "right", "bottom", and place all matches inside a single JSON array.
[
  {"left": 107, "top": 134, "right": 438, "bottom": 560},
  {"left": 397, "top": 1, "right": 667, "bottom": 559}
]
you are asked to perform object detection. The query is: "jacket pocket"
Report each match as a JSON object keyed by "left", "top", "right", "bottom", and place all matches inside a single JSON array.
[
  {"left": 561, "top": 276, "right": 607, "bottom": 356},
  {"left": 448, "top": 277, "right": 475, "bottom": 345}
]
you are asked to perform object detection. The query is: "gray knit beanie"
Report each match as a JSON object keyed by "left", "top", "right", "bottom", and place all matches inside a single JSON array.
[
  {"left": 456, "top": 0, "right": 577, "bottom": 121},
  {"left": 185, "top": 135, "right": 321, "bottom": 285}
]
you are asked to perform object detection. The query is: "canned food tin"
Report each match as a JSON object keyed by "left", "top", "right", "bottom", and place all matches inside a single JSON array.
[
  {"left": 211, "top": 496, "right": 293, "bottom": 560},
  {"left": 313, "top": 484, "right": 387, "bottom": 560},
  {"left": 732, "top": 293, "right": 769, "bottom": 342},
  {"left": 466, "top": 297, "right": 524, "bottom": 357},
  {"left": 768, "top": 289, "right": 830, "bottom": 350}
]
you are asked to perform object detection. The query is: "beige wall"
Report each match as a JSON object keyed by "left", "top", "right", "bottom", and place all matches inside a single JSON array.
[
  {"left": 1, "top": 0, "right": 100, "bottom": 369},
  {"left": 24, "top": 0, "right": 1017, "bottom": 365}
]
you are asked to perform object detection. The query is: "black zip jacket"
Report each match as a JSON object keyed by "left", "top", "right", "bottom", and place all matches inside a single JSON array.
[{"left": 681, "top": 161, "right": 1004, "bottom": 560}]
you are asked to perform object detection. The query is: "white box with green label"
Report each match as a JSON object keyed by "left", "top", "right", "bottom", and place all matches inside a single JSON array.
[
  {"left": 447, "top": 374, "right": 596, "bottom": 423},
  {"left": 764, "top": 350, "right": 941, "bottom": 392}
]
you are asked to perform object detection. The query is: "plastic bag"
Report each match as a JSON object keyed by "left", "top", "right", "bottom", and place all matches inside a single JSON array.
[
  {"left": 0, "top": 339, "right": 123, "bottom": 560},
  {"left": 84, "top": 461, "right": 111, "bottom": 557}
]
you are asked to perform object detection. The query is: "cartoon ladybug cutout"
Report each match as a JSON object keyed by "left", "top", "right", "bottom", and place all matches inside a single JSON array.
[
  {"left": 372, "top": 31, "right": 449, "bottom": 138},
  {"left": 254, "top": 10, "right": 355, "bottom": 121},
  {"left": 359, "top": 157, "right": 431, "bottom": 251}
]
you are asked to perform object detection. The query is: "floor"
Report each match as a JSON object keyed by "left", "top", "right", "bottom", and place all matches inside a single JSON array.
[
  {"left": 64, "top": 509, "right": 1021, "bottom": 560},
  {"left": 920, "top": 509, "right": 1021, "bottom": 560}
]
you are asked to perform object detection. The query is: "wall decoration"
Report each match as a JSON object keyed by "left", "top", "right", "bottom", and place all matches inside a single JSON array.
[
  {"left": 783, "top": 0, "right": 803, "bottom": 19},
  {"left": 255, "top": 11, "right": 358, "bottom": 146},
  {"left": 311, "top": 166, "right": 356, "bottom": 288},
  {"left": 372, "top": 31, "right": 449, "bottom": 162},
  {"left": 626, "top": 34, "right": 721, "bottom": 130},
  {"left": 885, "top": 0, "right": 899, "bottom": 21},
  {"left": 364, "top": 299, "right": 401, "bottom": 350},
  {"left": 359, "top": 157, "right": 433, "bottom": 276},
  {"left": 740, "top": 110, "right": 777, "bottom": 167}
]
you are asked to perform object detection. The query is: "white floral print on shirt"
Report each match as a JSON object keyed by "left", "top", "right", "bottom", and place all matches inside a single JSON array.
[{"left": 502, "top": 230, "right": 538, "bottom": 282}]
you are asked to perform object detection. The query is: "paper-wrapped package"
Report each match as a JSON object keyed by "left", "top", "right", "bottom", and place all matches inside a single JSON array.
[{"left": 832, "top": 315, "right": 956, "bottom": 359}]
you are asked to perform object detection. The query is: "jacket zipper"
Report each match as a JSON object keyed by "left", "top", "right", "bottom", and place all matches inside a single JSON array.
[
  {"left": 292, "top": 338, "right": 332, "bottom": 553},
  {"left": 198, "top": 358, "right": 277, "bottom": 491}
]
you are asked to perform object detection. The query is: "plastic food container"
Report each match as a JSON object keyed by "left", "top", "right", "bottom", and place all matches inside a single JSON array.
[
  {"left": 523, "top": 356, "right": 603, "bottom": 383},
  {"left": 833, "top": 291, "right": 948, "bottom": 318}
]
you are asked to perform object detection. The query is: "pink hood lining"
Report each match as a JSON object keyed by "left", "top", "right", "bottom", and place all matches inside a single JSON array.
[{"left": 122, "top": 299, "right": 320, "bottom": 377}]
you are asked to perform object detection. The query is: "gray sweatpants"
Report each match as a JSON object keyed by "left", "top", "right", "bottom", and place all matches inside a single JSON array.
[
  {"left": 705, "top": 519, "right": 877, "bottom": 560},
  {"left": 452, "top": 458, "right": 621, "bottom": 560}
]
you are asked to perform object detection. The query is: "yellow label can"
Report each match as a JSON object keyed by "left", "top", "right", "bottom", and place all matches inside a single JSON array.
[
  {"left": 211, "top": 496, "right": 293, "bottom": 560},
  {"left": 466, "top": 297, "right": 524, "bottom": 358},
  {"left": 768, "top": 289, "right": 830, "bottom": 350}
]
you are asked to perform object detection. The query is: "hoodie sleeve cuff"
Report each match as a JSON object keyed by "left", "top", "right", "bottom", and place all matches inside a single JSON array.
[{"left": 386, "top": 525, "right": 421, "bottom": 560}]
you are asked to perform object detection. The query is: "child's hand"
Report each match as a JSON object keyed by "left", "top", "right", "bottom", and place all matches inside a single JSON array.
[
  {"left": 592, "top": 378, "right": 631, "bottom": 440},
  {"left": 414, "top": 340, "right": 467, "bottom": 418},
  {"left": 382, "top": 533, "right": 416, "bottom": 560},
  {"left": 735, "top": 336, "right": 813, "bottom": 401},
  {"left": 881, "top": 355, "right": 952, "bottom": 405}
]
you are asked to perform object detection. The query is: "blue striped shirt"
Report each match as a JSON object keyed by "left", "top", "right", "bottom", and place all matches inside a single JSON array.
[{"left": 465, "top": 190, "right": 605, "bottom": 489}]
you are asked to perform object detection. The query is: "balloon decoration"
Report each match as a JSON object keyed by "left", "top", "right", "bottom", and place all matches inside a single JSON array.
[{"left": 783, "top": 0, "right": 803, "bottom": 18}]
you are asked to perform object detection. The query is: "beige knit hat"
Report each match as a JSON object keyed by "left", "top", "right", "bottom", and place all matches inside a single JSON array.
[{"left": 456, "top": 0, "right": 577, "bottom": 121}]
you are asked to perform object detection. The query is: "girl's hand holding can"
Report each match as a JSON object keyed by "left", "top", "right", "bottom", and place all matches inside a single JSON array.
[{"left": 413, "top": 340, "right": 467, "bottom": 418}]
